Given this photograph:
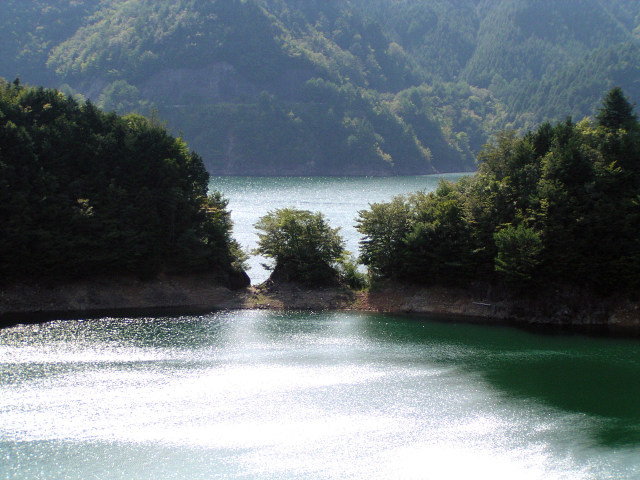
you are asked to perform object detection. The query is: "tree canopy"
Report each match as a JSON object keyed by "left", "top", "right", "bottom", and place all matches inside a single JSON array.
[
  {"left": 2, "top": 0, "right": 638, "bottom": 175},
  {"left": 0, "top": 79, "right": 247, "bottom": 286},
  {"left": 356, "top": 87, "right": 640, "bottom": 293},
  {"left": 596, "top": 86, "right": 638, "bottom": 130},
  {"left": 254, "top": 208, "right": 346, "bottom": 285}
]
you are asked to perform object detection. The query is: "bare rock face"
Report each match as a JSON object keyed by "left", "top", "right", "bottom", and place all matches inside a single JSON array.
[{"left": 349, "top": 282, "right": 640, "bottom": 334}]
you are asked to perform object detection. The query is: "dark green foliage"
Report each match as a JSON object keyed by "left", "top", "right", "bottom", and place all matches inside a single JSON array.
[
  {"left": 493, "top": 224, "right": 543, "bottom": 285},
  {"left": 0, "top": 0, "right": 102, "bottom": 85},
  {"left": 597, "top": 87, "right": 638, "bottom": 130},
  {"left": 402, "top": 183, "right": 476, "bottom": 285},
  {"left": 351, "top": 0, "right": 640, "bottom": 132},
  {"left": 526, "top": 43, "right": 640, "bottom": 129},
  {"left": 356, "top": 88, "right": 640, "bottom": 293},
  {"left": 195, "top": 80, "right": 467, "bottom": 175},
  {"left": 0, "top": 80, "right": 246, "bottom": 284},
  {"left": 254, "top": 208, "right": 346, "bottom": 285},
  {"left": 336, "top": 256, "right": 368, "bottom": 290},
  {"left": 356, "top": 196, "right": 411, "bottom": 279},
  {"left": 36, "top": 0, "right": 466, "bottom": 174}
]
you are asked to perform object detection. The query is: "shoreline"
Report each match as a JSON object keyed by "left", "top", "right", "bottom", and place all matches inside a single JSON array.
[
  {"left": 2, "top": 276, "right": 640, "bottom": 335},
  {"left": 0, "top": 273, "right": 241, "bottom": 328}
]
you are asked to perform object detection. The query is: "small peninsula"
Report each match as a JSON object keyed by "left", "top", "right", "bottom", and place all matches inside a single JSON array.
[{"left": 2, "top": 83, "right": 640, "bottom": 335}]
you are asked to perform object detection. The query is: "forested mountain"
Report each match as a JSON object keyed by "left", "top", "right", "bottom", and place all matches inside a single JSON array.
[{"left": 1, "top": 0, "right": 639, "bottom": 175}]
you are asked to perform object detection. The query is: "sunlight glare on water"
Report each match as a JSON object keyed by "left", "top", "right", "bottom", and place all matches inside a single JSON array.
[{"left": 2, "top": 310, "right": 639, "bottom": 479}]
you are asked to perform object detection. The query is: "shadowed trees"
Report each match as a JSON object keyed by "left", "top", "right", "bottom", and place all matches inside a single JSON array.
[
  {"left": 356, "top": 88, "right": 640, "bottom": 293},
  {"left": 0, "top": 80, "right": 247, "bottom": 286}
]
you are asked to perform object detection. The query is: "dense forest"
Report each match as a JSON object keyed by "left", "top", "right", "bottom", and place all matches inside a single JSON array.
[
  {"left": 1, "top": 0, "right": 638, "bottom": 175},
  {"left": 2, "top": 81, "right": 640, "bottom": 296},
  {"left": 0, "top": 79, "right": 247, "bottom": 286},
  {"left": 357, "top": 88, "right": 640, "bottom": 294}
]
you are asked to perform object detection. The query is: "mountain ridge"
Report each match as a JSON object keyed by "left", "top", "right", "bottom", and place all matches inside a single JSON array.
[{"left": 1, "top": 0, "right": 639, "bottom": 175}]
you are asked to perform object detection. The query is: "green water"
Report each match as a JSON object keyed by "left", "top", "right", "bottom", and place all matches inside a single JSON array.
[{"left": 1, "top": 311, "right": 639, "bottom": 479}]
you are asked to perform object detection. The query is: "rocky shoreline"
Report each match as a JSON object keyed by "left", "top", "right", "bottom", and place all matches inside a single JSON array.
[
  {"left": 2, "top": 276, "right": 640, "bottom": 335},
  {"left": 0, "top": 274, "right": 241, "bottom": 326}
]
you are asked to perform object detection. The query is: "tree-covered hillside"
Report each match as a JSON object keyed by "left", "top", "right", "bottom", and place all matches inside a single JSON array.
[
  {"left": 0, "top": 79, "right": 247, "bottom": 286},
  {"left": 1, "top": 0, "right": 639, "bottom": 175},
  {"left": 357, "top": 88, "right": 640, "bottom": 294}
]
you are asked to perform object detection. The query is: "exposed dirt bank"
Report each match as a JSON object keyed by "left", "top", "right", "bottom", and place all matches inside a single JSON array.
[
  {"left": 233, "top": 282, "right": 640, "bottom": 334},
  {"left": 0, "top": 274, "right": 242, "bottom": 325},
  {"left": 352, "top": 283, "right": 640, "bottom": 334},
  {"left": 2, "top": 278, "right": 639, "bottom": 335}
]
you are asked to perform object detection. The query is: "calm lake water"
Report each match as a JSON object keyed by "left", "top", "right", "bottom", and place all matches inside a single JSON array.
[
  {"left": 1, "top": 311, "right": 639, "bottom": 479},
  {"left": 209, "top": 175, "right": 467, "bottom": 283},
  {"left": 2, "top": 176, "right": 640, "bottom": 479}
]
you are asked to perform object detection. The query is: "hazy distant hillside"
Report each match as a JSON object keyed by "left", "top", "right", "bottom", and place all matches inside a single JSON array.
[
  {"left": 460, "top": 0, "right": 640, "bottom": 129},
  {"left": 1, "top": 0, "right": 639, "bottom": 174}
]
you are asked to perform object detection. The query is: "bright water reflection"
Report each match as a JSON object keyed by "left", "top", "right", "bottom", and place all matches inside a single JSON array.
[
  {"left": 209, "top": 175, "right": 467, "bottom": 283},
  {"left": 1, "top": 311, "right": 639, "bottom": 479}
]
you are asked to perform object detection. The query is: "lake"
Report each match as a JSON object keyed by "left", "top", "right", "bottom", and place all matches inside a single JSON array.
[
  {"left": 1, "top": 311, "right": 639, "bottom": 479},
  {"left": 1, "top": 175, "right": 639, "bottom": 479}
]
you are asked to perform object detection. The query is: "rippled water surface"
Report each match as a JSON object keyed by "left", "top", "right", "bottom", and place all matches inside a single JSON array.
[{"left": 1, "top": 311, "right": 640, "bottom": 479}]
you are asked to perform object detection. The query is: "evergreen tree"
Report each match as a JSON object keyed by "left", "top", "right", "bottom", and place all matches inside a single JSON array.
[
  {"left": 596, "top": 86, "right": 637, "bottom": 130},
  {"left": 355, "top": 88, "right": 640, "bottom": 293}
]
